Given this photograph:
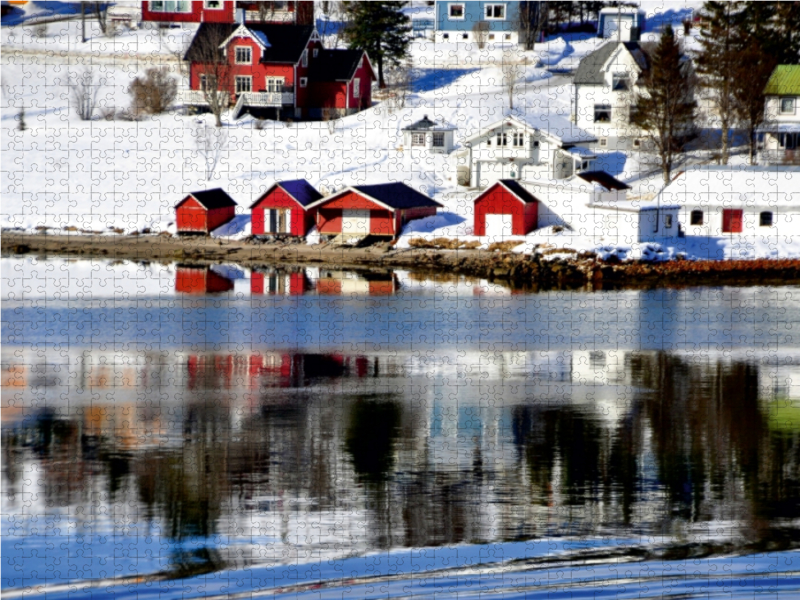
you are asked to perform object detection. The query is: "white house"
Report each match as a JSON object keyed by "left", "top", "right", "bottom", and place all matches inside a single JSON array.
[
  {"left": 525, "top": 171, "right": 680, "bottom": 245},
  {"left": 572, "top": 41, "right": 649, "bottom": 151},
  {"left": 402, "top": 115, "right": 457, "bottom": 154},
  {"left": 597, "top": 7, "right": 646, "bottom": 42},
  {"left": 455, "top": 114, "right": 597, "bottom": 188},
  {"left": 758, "top": 65, "right": 800, "bottom": 166},
  {"left": 657, "top": 165, "right": 800, "bottom": 237}
]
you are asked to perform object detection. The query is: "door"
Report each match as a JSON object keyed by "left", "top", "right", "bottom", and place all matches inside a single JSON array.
[
  {"left": 265, "top": 209, "right": 290, "bottom": 234},
  {"left": 342, "top": 209, "right": 370, "bottom": 236},
  {"left": 722, "top": 209, "right": 743, "bottom": 233},
  {"left": 485, "top": 213, "right": 514, "bottom": 239}
]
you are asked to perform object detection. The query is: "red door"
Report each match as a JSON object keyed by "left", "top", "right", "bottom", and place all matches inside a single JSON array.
[{"left": 722, "top": 209, "right": 743, "bottom": 233}]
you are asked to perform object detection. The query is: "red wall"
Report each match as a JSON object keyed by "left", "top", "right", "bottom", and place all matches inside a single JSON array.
[
  {"left": 176, "top": 267, "right": 234, "bottom": 294},
  {"left": 251, "top": 187, "right": 315, "bottom": 236},
  {"left": 315, "top": 192, "right": 437, "bottom": 237},
  {"left": 348, "top": 55, "right": 374, "bottom": 111},
  {"left": 142, "top": 1, "right": 234, "bottom": 23},
  {"left": 473, "top": 185, "right": 538, "bottom": 236},
  {"left": 176, "top": 196, "right": 207, "bottom": 232},
  {"left": 307, "top": 54, "right": 373, "bottom": 111},
  {"left": 207, "top": 205, "right": 236, "bottom": 232}
]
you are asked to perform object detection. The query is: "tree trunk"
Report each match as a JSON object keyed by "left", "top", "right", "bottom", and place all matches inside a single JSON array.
[
  {"left": 215, "top": 111, "right": 222, "bottom": 128},
  {"left": 81, "top": 2, "right": 86, "bottom": 43},
  {"left": 378, "top": 54, "right": 386, "bottom": 89},
  {"left": 720, "top": 122, "right": 730, "bottom": 164}
]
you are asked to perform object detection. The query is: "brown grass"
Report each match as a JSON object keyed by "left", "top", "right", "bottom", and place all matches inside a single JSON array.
[
  {"left": 539, "top": 247, "right": 578, "bottom": 256},
  {"left": 487, "top": 240, "right": 526, "bottom": 252},
  {"left": 408, "top": 237, "right": 482, "bottom": 250}
]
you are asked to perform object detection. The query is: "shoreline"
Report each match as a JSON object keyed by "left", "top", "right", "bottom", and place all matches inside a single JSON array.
[{"left": 4, "top": 232, "right": 800, "bottom": 291}]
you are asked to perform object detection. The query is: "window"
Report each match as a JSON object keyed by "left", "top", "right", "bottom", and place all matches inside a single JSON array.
[
  {"left": 512, "top": 132, "right": 524, "bottom": 147},
  {"left": 235, "top": 46, "right": 252, "bottom": 64},
  {"left": 448, "top": 3, "right": 465, "bottom": 19},
  {"left": 299, "top": 77, "right": 307, "bottom": 88},
  {"left": 412, "top": 132, "right": 426, "bottom": 146},
  {"left": 722, "top": 209, "right": 743, "bottom": 233},
  {"left": 779, "top": 132, "right": 799, "bottom": 149},
  {"left": 266, "top": 77, "right": 284, "bottom": 93},
  {"left": 443, "top": 33, "right": 450, "bottom": 39},
  {"left": 612, "top": 73, "right": 630, "bottom": 91},
  {"left": 488, "top": 34, "right": 495, "bottom": 40},
  {"left": 149, "top": 0, "right": 190, "bottom": 12},
  {"left": 462, "top": 33, "right": 468, "bottom": 39},
  {"left": 532, "top": 140, "right": 539, "bottom": 148},
  {"left": 485, "top": 4, "right": 505, "bottom": 19},
  {"left": 664, "top": 214, "right": 673, "bottom": 229},
  {"left": 301, "top": 49, "right": 308, "bottom": 68},
  {"left": 199, "top": 74, "right": 209, "bottom": 90},
  {"left": 235, "top": 76, "right": 252, "bottom": 94},
  {"left": 353, "top": 78, "right": 360, "bottom": 98},
  {"left": 633, "top": 138, "right": 641, "bottom": 148},
  {"left": 496, "top": 132, "right": 508, "bottom": 146},
  {"left": 504, "top": 33, "right": 511, "bottom": 40},
  {"left": 204, "top": 0, "right": 223, "bottom": 8},
  {"left": 313, "top": 48, "right": 319, "bottom": 58},
  {"left": 432, "top": 132, "right": 445, "bottom": 147},
  {"left": 358, "top": 56, "right": 364, "bottom": 69},
  {"left": 599, "top": 138, "right": 608, "bottom": 147},
  {"left": 780, "top": 97, "right": 796, "bottom": 114},
  {"left": 690, "top": 210, "right": 703, "bottom": 225},
  {"left": 594, "top": 104, "right": 611, "bottom": 122},
  {"left": 760, "top": 211, "right": 774, "bottom": 227}
]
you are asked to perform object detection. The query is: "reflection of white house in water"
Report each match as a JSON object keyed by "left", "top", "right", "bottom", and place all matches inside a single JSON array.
[
  {"left": 656, "top": 165, "right": 800, "bottom": 237},
  {"left": 454, "top": 114, "right": 597, "bottom": 188}
]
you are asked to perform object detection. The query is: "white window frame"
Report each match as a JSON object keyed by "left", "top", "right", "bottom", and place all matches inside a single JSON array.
[
  {"left": 149, "top": 0, "right": 191, "bottom": 12},
  {"left": 412, "top": 132, "right": 426, "bottom": 146},
  {"left": 299, "top": 77, "right": 308, "bottom": 88},
  {"left": 358, "top": 56, "right": 364, "bottom": 69},
  {"left": 203, "top": 0, "right": 224, "bottom": 9},
  {"left": 512, "top": 132, "right": 524, "bottom": 147},
  {"left": 353, "top": 78, "right": 360, "bottom": 98},
  {"left": 484, "top": 3, "right": 506, "bottom": 20},
  {"left": 235, "top": 75, "right": 252, "bottom": 94},
  {"left": 780, "top": 97, "right": 796, "bottom": 114},
  {"left": 448, "top": 3, "right": 465, "bottom": 19},
  {"left": 599, "top": 138, "right": 608, "bottom": 147},
  {"left": 266, "top": 77, "right": 285, "bottom": 93},
  {"left": 301, "top": 49, "right": 308, "bottom": 68},
  {"left": 313, "top": 48, "right": 319, "bottom": 58},
  {"left": 594, "top": 104, "right": 612, "bottom": 123},
  {"left": 496, "top": 132, "right": 508, "bottom": 146},
  {"left": 234, "top": 46, "right": 252, "bottom": 65},
  {"left": 612, "top": 73, "right": 630, "bottom": 91}
]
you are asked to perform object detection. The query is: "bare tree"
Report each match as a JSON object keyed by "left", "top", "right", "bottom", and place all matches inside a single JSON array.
[
  {"left": 69, "top": 68, "right": 103, "bottom": 121},
  {"left": 731, "top": 40, "right": 777, "bottom": 165},
  {"left": 473, "top": 21, "right": 490, "bottom": 49},
  {"left": 519, "top": 1, "right": 546, "bottom": 51},
  {"left": 129, "top": 67, "right": 178, "bottom": 116},
  {"left": 501, "top": 50, "right": 523, "bottom": 110},
  {"left": 188, "top": 25, "right": 232, "bottom": 127},
  {"left": 194, "top": 120, "right": 228, "bottom": 180},
  {"left": 93, "top": 2, "right": 110, "bottom": 36},
  {"left": 383, "top": 61, "right": 413, "bottom": 113}
]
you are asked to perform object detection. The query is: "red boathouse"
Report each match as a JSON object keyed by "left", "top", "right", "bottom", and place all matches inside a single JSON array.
[
  {"left": 250, "top": 179, "right": 323, "bottom": 236},
  {"left": 473, "top": 179, "right": 539, "bottom": 237},
  {"left": 305, "top": 183, "right": 441, "bottom": 239},
  {"left": 175, "top": 188, "right": 237, "bottom": 234}
]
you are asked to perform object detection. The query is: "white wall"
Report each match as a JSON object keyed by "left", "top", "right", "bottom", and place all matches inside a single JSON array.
[{"left": 679, "top": 204, "right": 786, "bottom": 237}]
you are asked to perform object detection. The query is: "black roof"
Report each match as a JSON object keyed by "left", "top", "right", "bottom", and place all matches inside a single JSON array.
[
  {"left": 179, "top": 188, "right": 237, "bottom": 209},
  {"left": 403, "top": 115, "right": 436, "bottom": 131},
  {"left": 251, "top": 179, "right": 323, "bottom": 208},
  {"left": 576, "top": 171, "right": 630, "bottom": 191},
  {"left": 497, "top": 180, "right": 539, "bottom": 204},
  {"left": 573, "top": 42, "right": 643, "bottom": 85},
  {"left": 308, "top": 49, "right": 367, "bottom": 82},
  {"left": 351, "top": 183, "right": 441, "bottom": 209},
  {"left": 185, "top": 23, "right": 314, "bottom": 64}
]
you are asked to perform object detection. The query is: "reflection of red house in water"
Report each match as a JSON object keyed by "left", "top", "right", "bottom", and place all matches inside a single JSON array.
[
  {"left": 251, "top": 270, "right": 310, "bottom": 295},
  {"left": 316, "top": 270, "right": 398, "bottom": 296},
  {"left": 176, "top": 266, "right": 235, "bottom": 294},
  {"left": 175, "top": 188, "right": 237, "bottom": 234}
]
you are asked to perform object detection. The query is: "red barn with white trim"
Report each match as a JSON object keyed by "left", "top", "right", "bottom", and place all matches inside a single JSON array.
[
  {"left": 175, "top": 188, "right": 237, "bottom": 234},
  {"left": 250, "top": 180, "right": 322, "bottom": 236},
  {"left": 473, "top": 179, "right": 539, "bottom": 237},
  {"left": 305, "top": 183, "right": 442, "bottom": 239}
]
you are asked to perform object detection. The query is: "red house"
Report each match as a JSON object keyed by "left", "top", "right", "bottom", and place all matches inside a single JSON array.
[
  {"left": 182, "top": 20, "right": 375, "bottom": 120},
  {"left": 250, "top": 179, "right": 322, "bottom": 236},
  {"left": 142, "top": 1, "right": 314, "bottom": 25},
  {"left": 176, "top": 266, "right": 235, "bottom": 294},
  {"left": 175, "top": 188, "right": 237, "bottom": 234},
  {"left": 305, "top": 183, "right": 442, "bottom": 239},
  {"left": 473, "top": 179, "right": 539, "bottom": 237}
]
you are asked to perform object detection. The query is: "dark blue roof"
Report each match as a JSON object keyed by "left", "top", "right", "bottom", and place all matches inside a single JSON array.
[
  {"left": 352, "top": 183, "right": 441, "bottom": 209},
  {"left": 498, "top": 180, "right": 538, "bottom": 204},
  {"left": 178, "top": 188, "right": 237, "bottom": 209},
  {"left": 279, "top": 180, "right": 324, "bottom": 206}
]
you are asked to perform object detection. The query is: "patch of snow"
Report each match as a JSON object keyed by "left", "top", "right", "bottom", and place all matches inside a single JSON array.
[{"left": 211, "top": 215, "right": 251, "bottom": 239}]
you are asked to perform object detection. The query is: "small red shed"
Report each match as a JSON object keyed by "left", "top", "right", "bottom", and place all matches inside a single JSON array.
[
  {"left": 175, "top": 266, "right": 235, "bottom": 294},
  {"left": 250, "top": 180, "right": 323, "bottom": 236},
  {"left": 305, "top": 183, "right": 442, "bottom": 239},
  {"left": 175, "top": 188, "right": 237, "bottom": 234},
  {"left": 473, "top": 179, "right": 539, "bottom": 237}
]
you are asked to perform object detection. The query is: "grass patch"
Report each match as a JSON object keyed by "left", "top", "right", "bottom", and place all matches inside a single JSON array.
[
  {"left": 487, "top": 240, "right": 525, "bottom": 252},
  {"left": 408, "top": 237, "right": 481, "bottom": 250}
]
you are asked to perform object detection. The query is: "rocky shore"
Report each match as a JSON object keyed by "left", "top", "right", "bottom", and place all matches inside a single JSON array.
[{"left": 5, "top": 232, "right": 800, "bottom": 291}]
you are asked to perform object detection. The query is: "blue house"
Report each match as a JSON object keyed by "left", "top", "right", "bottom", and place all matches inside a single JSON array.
[{"left": 434, "top": 1, "right": 521, "bottom": 45}]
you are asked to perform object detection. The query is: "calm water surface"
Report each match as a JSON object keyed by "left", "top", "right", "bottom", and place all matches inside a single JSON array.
[{"left": 3, "top": 257, "right": 800, "bottom": 598}]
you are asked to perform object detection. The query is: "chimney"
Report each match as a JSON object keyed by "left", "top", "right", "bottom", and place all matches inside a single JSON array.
[{"left": 236, "top": 7, "right": 245, "bottom": 25}]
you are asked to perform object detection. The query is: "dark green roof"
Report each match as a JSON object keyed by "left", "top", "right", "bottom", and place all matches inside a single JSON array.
[{"left": 764, "top": 65, "right": 800, "bottom": 96}]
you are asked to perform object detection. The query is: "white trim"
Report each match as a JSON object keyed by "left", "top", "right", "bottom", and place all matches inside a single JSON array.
[
  {"left": 219, "top": 24, "right": 269, "bottom": 50},
  {"left": 235, "top": 75, "right": 252, "bottom": 94},
  {"left": 234, "top": 45, "right": 252, "bottom": 64},
  {"left": 484, "top": 3, "right": 507, "bottom": 20},
  {"left": 447, "top": 2, "right": 465, "bottom": 20}
]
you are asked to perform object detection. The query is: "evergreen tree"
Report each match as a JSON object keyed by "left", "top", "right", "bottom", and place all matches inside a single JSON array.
[
  {"left": 742, "top": 1, "right": 800, "bottom": 65},
  {"left": 695, "top": 1, "right": 746, "bottom": 165},
  {"left": 731, "top": 39, "right": 777, "bottom": 164},
  {"left": 343, "top": 2, "right": 411, "bottom": 89},
  {"left": 631, "top": 25, "right": 697, "bottom": 185}
]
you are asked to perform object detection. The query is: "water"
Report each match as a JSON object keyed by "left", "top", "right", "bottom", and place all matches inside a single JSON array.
[{"left": 3, "top": 257, "right": 800, "bottom": 599}]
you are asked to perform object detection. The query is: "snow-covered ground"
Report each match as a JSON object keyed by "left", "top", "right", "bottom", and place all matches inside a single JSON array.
[{"left": 3, "top": 0, "right": 797, "bottom": 262}]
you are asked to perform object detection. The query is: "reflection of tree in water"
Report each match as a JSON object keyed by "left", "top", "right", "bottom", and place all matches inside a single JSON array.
[{"left": 345, "top": 396, "right": 401, "bottom": 484}]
